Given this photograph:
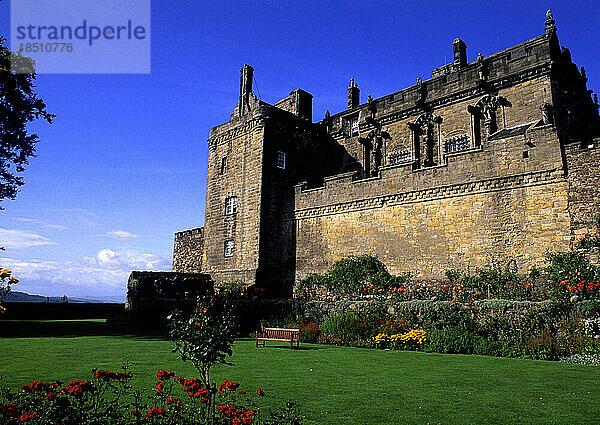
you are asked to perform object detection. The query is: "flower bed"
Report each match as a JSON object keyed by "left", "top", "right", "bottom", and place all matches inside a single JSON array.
[{"left": 0, "top": 368, "right": 300, "bottom": 424}]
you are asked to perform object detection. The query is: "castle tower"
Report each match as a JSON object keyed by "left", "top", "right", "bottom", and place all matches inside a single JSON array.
[{"left": 201, "top": 65, "right": 324, "bottom": 294}]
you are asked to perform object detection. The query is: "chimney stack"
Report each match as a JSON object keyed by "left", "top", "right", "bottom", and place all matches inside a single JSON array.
[
  {"left": 453, "top": 38, "right": 467, "bottom": 67},
  {"left": 348, "top": 78, "right": 360, "bottom": 109},
  {"left": 239, "top": 64, "right": 254, "bottom": 116}
]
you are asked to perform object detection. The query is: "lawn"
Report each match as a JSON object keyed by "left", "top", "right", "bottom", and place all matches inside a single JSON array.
[{"left": 0, "top": 320, "right": 599, "bottom": 424}]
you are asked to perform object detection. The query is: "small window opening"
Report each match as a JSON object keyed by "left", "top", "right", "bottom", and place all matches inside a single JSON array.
[
  {"left": 276, "top": 151, "right": 286, "bottom": 169},
  {"left": 224, "top": 240, "right": 235, "bottom": 257},
  {"left": 225, "top": 196, "right": 238, "bottom": 215}
]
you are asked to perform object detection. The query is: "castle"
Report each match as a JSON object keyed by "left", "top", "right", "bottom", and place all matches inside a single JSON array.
[{"left": 172, "top": 12, "right": 600, "bottom": 295}]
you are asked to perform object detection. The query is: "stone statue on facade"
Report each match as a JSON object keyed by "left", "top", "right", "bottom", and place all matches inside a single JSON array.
[
  {"left": 541, "top": 103, "right": 554, "bottom": 125},
  {"left": 473, "top": 94, "right": 512, "bottom": 135}
]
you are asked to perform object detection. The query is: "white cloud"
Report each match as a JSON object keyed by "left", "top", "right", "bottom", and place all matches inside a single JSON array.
[
  {"left": 96, "top": 248, "right": 165, "bottom": 270},
  {"left": 15, "top": 218, "right": 70, "bottom": 231},
  {"left": 0, "top": 249, "right": 172, "bottom": 301},
  {"left": 0, "top": 229, "right": 55, "bottom": 249},
  {"left": 106, "top": 230, "right": 137, "bottom": 239}
]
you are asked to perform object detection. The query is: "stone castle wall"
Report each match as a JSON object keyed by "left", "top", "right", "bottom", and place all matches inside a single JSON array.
[
  {"left": 173, "top": 227, "right": 204, "bottom": 273},
  {"left": 291, "top": 124, "right": 570, "bottom": 280},
  {"left": 565, "top": 143, "right": 600, "bottom": 238},
  {"left": 172, "top": 15, "right": 600, "bottom": 293}
]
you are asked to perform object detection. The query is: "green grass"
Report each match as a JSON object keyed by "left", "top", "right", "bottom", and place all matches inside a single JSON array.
[{"left": 1, "top": 320, "right": 599, "bottom": 424}]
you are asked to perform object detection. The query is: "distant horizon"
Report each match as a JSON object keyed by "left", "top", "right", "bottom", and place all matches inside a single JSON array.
[
  {"left": 6, "top": 289, "right": 124, "bottom": 303},
  {"left": 1, "top": 1, "right": 599, "bottom": 300}
]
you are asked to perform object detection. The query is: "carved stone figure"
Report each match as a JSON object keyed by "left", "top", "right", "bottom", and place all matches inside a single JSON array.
[
  {"left": 408, "top": 113, "right": 443, "bottom": 167},
  {"left": 476, "top": 53, "right": 487, "bottom": 82},
  {"left": 372, "top": 136, "right": 383, "bottom": 176},
  {"left": 473, "top": 94, "right": 512, "bottom": 135},
  {"left": 367, "top": 95, "right": 376, "bottom": 118},
  {"left": 414, "top": 77, "right": 427, "bottom": 107},
  {"left": 541, "top": 103, "right": 554, "bottom": 125}
]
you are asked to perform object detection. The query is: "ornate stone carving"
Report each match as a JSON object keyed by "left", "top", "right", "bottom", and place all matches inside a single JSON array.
[
  {"left": 541, "top": 103, "right": 554, "bottom": 125},
  {"left": 414, "top": 77, "right": 427, "bottom": 108},
  {"left": 359, "top": 111, "right": 391, "bottom": 177},
  {"left": 545, "top": 10, "right": 556, "bottom": 35},
  {"left": 408, "top": 112, "right": 443, "bottom": 167},
  {"left": 470, "top": 94, "right": 512, "bottom": 136},
  {"left": 476, "top": 53, "right": 489, "bottom": 88}
]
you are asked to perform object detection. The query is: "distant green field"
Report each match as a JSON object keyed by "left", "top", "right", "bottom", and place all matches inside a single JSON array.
[{"left": 1, "top": 320, "right": 599, "bottom": 424}]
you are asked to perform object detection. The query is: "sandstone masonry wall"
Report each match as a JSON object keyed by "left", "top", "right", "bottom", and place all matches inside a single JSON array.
[
  {"left": 173, "top": 227, "right": 204, "bottom": 273},
  {"left": 565, "top": 142, "right": 600, "bottom": 239}
]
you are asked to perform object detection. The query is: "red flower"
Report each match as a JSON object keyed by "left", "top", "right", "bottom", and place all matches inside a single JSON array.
[
  {"left": 156, "top": 370, "right": 175, "bottom": 381},
  {"left": 257, "top": 388, "right": 265, "bottom": 397},
  {"left": 94, "top": 370, "right": 132, "bottom": 381},
  {"left": 145, "top": 407, "right": 166, "bottom": 419},
  {"left": 155, "top": 381, "right": 164, "bottom": 392},
  {"left": 239, "top": 390, "right": 246, "bottom": 395},
  {"left": 46, "top": 392, "right": 56, "bottom": 401},
  {"left": 17, "top": 412, "right": 40, "bottom": 422},
  {"left": 166, "top": 397, "right": 181, "bottom": 405},
  {"left": 62, "top": 380, "right": 94, "bottom": 397},
  {"left": 131, "top": 410, "right": 141, "bottom": 418},
  {"left": 219, "top": 380, "right": 240, "bottom": 392}
]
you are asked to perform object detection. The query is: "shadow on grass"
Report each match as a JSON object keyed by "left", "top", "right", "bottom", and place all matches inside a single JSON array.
[
  {"left": 254, "top": 345, "right": 325, "bottom": 351},
  {"left": 0, "top": 320, "right": 169, "bottom": 340}
]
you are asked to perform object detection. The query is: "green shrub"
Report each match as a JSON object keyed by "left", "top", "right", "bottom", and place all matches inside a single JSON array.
[
  {"left": 319, "top": 308, "right": 384, "bottom": 345},
  {"left": 297, "top": 255, "right": 410, "bottom": 298},
  {"left": 544, "top": 251, "right": 600, "bottom": 300},
  {"left": 424, "top": 329, "right": 475, "bottom": 354},
  {"left": 444, "top": 261, "right": 527, "bottom": 300}
]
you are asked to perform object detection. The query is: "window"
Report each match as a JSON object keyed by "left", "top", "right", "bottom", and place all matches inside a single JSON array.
[
  {"left": 350, "top": 116, "right": 359, "bottom": 135},
  {"left": 276, "top": 151, "right": 286, "bottom": 169},
  {"left": 225, "top": 196, "right": 237, "bottom": 215},
  {"left": 388, "top": 151, "right": 412, "bottom": 165},
  {"left": 224, "top": 240, "right": 234, "bottom": 257},
  {"left": 220, "top": 157, "right": 227, "bottom": 174}
]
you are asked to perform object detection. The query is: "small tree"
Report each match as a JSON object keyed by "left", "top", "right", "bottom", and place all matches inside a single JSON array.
[{"left": 168, "top": 296, "right": 237, "bottom": 386}]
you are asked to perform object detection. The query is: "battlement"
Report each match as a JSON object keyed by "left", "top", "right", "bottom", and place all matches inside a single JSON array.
[
  {"left": 326, "top": 33, "right": 558, "bottom": 135},
  {"left": 174, "top": 227, "right": 204, "bottom": 240},
  {"left": 173, "top": 227, "right": 204, "bottom": 273}
]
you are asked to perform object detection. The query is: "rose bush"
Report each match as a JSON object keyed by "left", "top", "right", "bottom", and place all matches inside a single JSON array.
[{"left": 0, "top": 369, "right": 300, "bottom": 424}]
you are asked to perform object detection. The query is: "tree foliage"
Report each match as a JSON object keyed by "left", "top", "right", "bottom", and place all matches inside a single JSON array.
[
  {"left": 0, "top": 36, "right": 54, "bottom": 205},
  {"left": 168, "top": 296, "right": 237, "bottom": 386}
]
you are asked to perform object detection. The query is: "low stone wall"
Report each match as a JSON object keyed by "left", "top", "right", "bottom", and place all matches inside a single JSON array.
[
  {"left": 224, "top": 297, "right": 600, "bottom": 336},
  {"left": 126, "top": 271, "right": 213, "bottom": 320},
  {"left": 0, "top": 302, "right": 124, "bottom": 320}
]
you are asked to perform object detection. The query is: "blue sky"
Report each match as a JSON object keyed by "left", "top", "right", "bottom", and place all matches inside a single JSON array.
[{"left": 0, "top": 1, "right": 599, "bottom": 302}]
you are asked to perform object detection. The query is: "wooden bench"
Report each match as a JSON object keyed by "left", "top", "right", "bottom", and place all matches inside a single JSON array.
[{"left": 255, "top": 327, "right": 300, "bottom": 349}]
